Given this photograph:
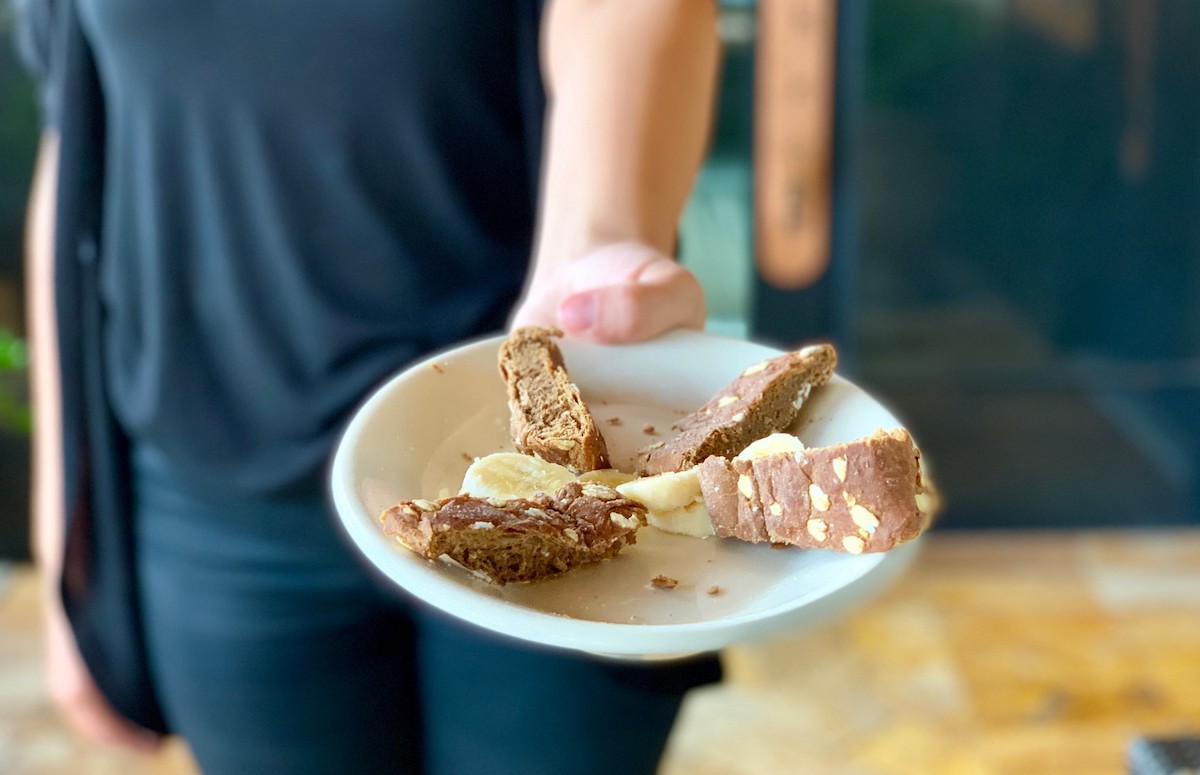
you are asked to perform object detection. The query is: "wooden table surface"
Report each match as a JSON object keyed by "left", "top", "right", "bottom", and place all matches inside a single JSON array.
[{"left": 3, "top": 529, "right": 1198, "bottom": 774}]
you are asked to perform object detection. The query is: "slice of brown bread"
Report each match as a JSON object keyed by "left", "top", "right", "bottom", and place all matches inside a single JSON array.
[
  {"left": 498, "top": 327, "right": 610, "bottom": 473},
  {"left": 380, "top": 481, "right": 644, "bottom": 584},
  {"left": 636, "top": 343, "right": 837, "bottom": 475},
  {"left": 694, "top": 429, "right": 926, "bottom": 554}
]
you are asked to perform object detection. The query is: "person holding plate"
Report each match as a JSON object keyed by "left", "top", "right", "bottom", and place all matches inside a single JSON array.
[{"left": 18, "top": 0, "right": 722, "bottom": 773}]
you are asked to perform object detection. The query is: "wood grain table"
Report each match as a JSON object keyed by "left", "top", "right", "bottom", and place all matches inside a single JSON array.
[{"left": 3, "top": 530, "right": 1198, "bottom": 774}]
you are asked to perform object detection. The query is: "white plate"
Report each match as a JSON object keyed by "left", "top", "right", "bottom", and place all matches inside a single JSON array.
[{"left": 330, "top": 330, "right": 922, "bottom": 658}]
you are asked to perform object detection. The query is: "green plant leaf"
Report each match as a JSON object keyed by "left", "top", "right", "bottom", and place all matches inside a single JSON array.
[
  {"left": 0, "top": 391, "right": 31, "bottom": 434},
  {"left": 0, "top": 329, "right": 29, "bottom": 372}
]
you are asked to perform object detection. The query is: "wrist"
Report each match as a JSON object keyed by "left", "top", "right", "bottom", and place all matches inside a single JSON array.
[{"left": 532, "top": 190, "right": 671, "bottom": 270}]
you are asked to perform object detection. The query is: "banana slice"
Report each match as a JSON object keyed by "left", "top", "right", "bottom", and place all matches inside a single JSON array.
[
  {"left": 615, "top": 435, "right": 804, "bottom": 538},
  {"left": 616, "top": 468, "right": 701, "bottom": 511},
  {"left": 645, "top": 500, "right": 714, "bottom": 538},
  {"left": 578, "top": 469, "right": 638, "bottom": 489},
  {"left": 616, "top": 468, "right": 715, "bottom": 537},
  {"left": 460, "top": 452, "right": 576, "bottom": 501}
]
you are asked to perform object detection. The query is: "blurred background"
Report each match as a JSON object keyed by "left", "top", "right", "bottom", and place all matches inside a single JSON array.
[
  {"left": 1, "top": 3, "right": 1198, "bottom": 773},
  {"left": 0, "top": 0, "right": 1198, "bottom": 555},
  {"left": 0, "top": 0, "right": 36, "bottom": 559},
  {"left": 685, "top": 0, "right": 1200, "bottom": 533}
]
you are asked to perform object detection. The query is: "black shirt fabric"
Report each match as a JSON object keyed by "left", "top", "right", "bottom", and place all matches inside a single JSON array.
[
  {"left": 14, "top": 0, "right": 550, "bottom": 731},
  {"left": 14, "top": 4, "right": 723, "bottom": 738},
  {"left": 38, "top": 0, "right": 545, "bottom": 492}
]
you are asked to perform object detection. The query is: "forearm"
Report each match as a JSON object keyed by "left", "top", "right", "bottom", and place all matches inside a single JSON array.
[
  {"left": 533, "top": 0, "right": 720, "bottom": 275},
  {"left": 26, "top": 130, "right": 63, "bottom": 587},
  {"left": 24, "top": 133, "right": 162, "bottom": 747}
]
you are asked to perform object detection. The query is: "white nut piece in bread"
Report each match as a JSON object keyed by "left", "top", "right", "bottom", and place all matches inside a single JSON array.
[{"left": 734, "top": 432, "right": 805, "bottom": 461}]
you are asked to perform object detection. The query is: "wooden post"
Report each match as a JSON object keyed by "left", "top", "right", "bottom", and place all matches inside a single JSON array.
[{"left": 754, "top": 0, "right": 838, "bottom": 289}]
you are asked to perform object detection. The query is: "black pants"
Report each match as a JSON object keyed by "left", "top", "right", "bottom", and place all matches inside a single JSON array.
[{"left": 132, "top": 447, "right": 721, "bottom": 774}]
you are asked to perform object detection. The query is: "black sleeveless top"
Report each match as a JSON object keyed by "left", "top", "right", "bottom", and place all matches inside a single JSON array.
[
  {"left": 15, "top": 6, "right": 720, "bottom": 737},
  {"left": 16, "top": 0, "right": 549, "bottom": 730},
  {"left": 34, "top": 0, "right": 545, "bottom": 491}
]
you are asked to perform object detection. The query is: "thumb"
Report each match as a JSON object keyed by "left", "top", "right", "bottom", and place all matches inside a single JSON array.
[{"left": 557, "top": 257, "right": 706, "bottom": 343}]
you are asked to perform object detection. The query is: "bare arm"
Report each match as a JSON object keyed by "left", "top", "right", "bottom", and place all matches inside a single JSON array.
[
  {"left": 511, "top": 0, "right": 720, "bottom": 342},
  {"left": 27, "top": 130, "right": 62, "bottom": 584},
  {"left": 25, "top": 131, "right": 161, "bottom": 751}
]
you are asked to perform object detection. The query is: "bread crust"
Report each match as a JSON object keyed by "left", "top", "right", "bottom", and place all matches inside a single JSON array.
[
  {"left": 498, "top": 327, "right": 610, "bottom": 473},
  {"left": 380, "top": 481, "right": 643, "bottom": 584},
  {"left": 694, "top": 429, "right": 925, "bottom": 553},
  {"left": 637, "top": 343, "right": 837, "bottom": 475}
]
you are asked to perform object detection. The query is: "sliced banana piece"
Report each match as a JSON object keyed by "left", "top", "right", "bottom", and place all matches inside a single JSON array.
[
  {"left": 578, "top": 468, "right": 638, "bottom": 489},
  {"left": 617, "top": 468, "right": 702, "bottom": 511},
  {"left": 460, "top": 452, "right": 576, "bottom": 501},
  {"left": 616, "top": 468, "right": 715, "bottom": 537},
  {"left": 645, "top": 500, "right": 715, "bottom": 538}
]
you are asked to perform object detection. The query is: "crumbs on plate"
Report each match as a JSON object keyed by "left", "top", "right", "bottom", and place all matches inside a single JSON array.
[{"left": 650, "top": 575, "right": 679, "bottom": 590}]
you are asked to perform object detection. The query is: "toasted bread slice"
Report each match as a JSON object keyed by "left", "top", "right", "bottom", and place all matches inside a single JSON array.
[
  {"left": 380, "top": 481, "right": 643, "bottom": 584},
  {"left": 498, "top": 327, "right": 609, "bottom": 473},
  {"left": 694, "top": 428, "right": 927, "bottom": 553},
  {"left": 637, "top": 343, "right": 836, "bottom": 475}
]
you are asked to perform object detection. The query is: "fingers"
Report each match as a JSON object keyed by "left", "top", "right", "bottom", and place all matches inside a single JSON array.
[
  {"left": 44, "top": 606, "right": 163, "bottom": 753},
  {"left": 510, "top": 242, "right": 706, "bottom": 343},
  {"left": 58, "top": 684, "right": 164, "bottom": 753},
  {"left": 557, "top": 258, "right": 705, "bottom": 343},
  {"left": 508, "top": 288, "right": 558, "bottom": 331}
]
